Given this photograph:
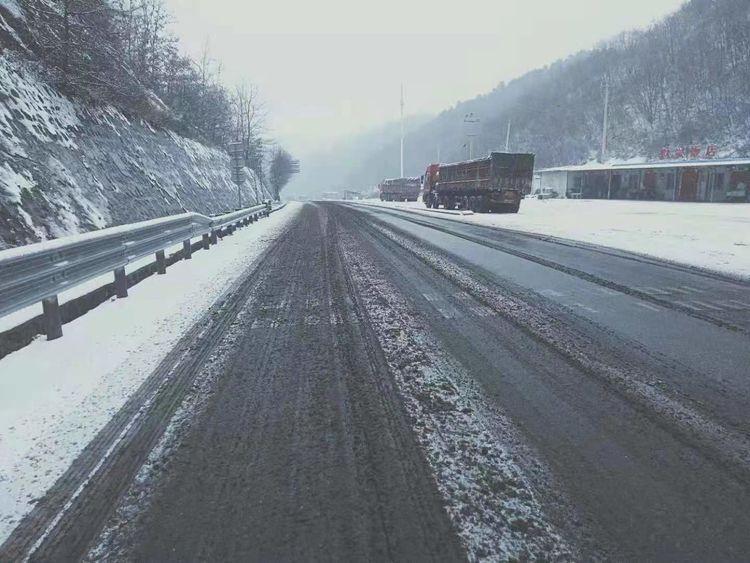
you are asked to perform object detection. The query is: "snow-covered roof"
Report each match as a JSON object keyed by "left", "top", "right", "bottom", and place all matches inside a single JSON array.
[{"left": 538, "top": 158, "right": 750, "bottom": 174}]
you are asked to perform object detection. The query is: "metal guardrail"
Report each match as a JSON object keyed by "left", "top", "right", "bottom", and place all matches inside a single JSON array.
[{"left": 0, "top": 202, "right": 272, "bottom": 339}]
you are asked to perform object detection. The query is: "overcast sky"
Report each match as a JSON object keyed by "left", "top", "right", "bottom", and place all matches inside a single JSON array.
[{"left": 164, "top": 0, "right": 686, "bottom": 158}]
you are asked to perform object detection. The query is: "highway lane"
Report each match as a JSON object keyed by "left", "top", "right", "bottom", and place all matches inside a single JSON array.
[
  {"left": 2, "top": 203, "right": 467, "bottom": 562},
  {"left": 352, "top": 203, "right": 750, "bottom": 333},
  {"left": 337, "top": 202, "right": 750, "bottom": 560},
  {"left": 117, "top": 203, "right": 466, "bottom": 562},
  {"left": 351, "top": 203, "right": 750, "bottom": 437},
  {"left": 4, "top": 201, "right": 749, "bottom": 561}
]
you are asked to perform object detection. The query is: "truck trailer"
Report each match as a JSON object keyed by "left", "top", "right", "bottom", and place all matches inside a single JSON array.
[
  {"left": 423, "top": 152, "right": 534, "bottom": 213},
  {"left": 379, "top": 177, "right": 421, "bottom": 202}
]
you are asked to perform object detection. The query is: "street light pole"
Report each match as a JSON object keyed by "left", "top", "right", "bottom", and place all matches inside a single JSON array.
[
  {"left": 464, "top": 113, "right": 479, "bottom": 159},
  {"left": 400, "top": 83, "right": 405, "bottom": 177},
  {"left": 600, "top": 80, "right": 609, "bottom": 163}
]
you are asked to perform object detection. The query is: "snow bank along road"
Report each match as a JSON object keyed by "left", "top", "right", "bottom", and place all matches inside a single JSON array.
[
  {"left": 2, "top": 202, "right": 750, "bottom": 561},
  {"left": 361, "top": 198, "right": 750, "bottom": 280}
]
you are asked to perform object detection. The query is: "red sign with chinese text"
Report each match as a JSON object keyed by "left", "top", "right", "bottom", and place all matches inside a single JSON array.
[{"left": 659, "top": 144, "right": 719, "bottom": 160}]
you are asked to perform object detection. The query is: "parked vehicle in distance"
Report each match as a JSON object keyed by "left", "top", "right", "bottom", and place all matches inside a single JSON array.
[
  {"left": 423, "top": 152, "right": 535, "bottom": 213},
  {"left": 379, "top": 177, "right": 421, "bottom": 202},
  {"left": 536, "top": 187, "right": 560, "bottom": 200}
]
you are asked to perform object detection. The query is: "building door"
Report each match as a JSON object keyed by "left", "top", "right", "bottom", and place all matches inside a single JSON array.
[
  {"left": 643, "top": 172, "right": 657, "bottom": 200},
  {"left": 678, "top": 169, "right": 699, "bottom": 201},
  {"left": 610, "top": 174, "right": 622, "bottom": 199}
]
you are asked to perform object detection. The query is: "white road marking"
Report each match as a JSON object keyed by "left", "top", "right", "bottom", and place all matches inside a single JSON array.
[
  {"left": 638, "top": 287, "right": 670, "bottom": 296},
  {"left": 540, "top": 289, "right": 563, "bottom": 297},
  {"left": 728, "top": 300, "right": 749, "bottom": 309},
  {"left": 690, "top": 300, "right": 723, "bottom": 311},
  {"left": 635, "top": 302, "right": 661, "bottom": 312},
  {"left": 422, "top": 293, "right": 436, "bottom": 302},
  {"left": 678, "top": 302, "right": 704, "bottom": 312},
  {"left": 574, "top": 303, "right": 599, "bottom": 314},
  {"left": 595, "top": 287, "right": 620, "bottom": 296},
  {"left": 716, "top": 301, "right": 746, "bottom": 311},
  {"left": 667, "top": 287, "right": 693, "bottom": 295},
  {"left": 679, "top": 286, "right": 703, "bottom": 293}
]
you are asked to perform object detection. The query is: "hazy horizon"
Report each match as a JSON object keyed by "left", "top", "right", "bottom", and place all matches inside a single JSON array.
[{"left": 164, "top": 0, "right": 687, "bottom": 162}]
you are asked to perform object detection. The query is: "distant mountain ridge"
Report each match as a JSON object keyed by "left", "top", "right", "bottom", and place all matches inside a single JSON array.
[{"left": 296, "top": 0, "right": 750, "bottom": 195}]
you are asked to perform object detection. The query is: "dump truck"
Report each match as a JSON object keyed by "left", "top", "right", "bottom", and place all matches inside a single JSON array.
[
  {"left": 378, "top": 177, "right": 421, "bottom": 202},
  {"left": 423, "top": 152, "right": 534, "bottom": 213}
]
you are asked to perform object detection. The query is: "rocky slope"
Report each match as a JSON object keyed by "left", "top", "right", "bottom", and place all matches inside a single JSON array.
[{"left": 0, "top": 52, "right": 269, "bottom": 249}]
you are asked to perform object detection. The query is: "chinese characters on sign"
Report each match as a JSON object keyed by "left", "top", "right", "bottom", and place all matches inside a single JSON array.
[
  {"left": 659, "top": 144, "right": 718, "bottom": 160},
  {"left": 229, "top": 141, "right": 245, "bottom": 185}
]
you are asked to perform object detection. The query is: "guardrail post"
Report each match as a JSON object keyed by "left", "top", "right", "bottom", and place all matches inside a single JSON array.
[
  {"left": 183, "top": 239, "right": 192, "bottom": 259},
  {"left": 202, "top": 233, "right": 210, "bottom": 249},
  {"left": 114, "top": 267, "right": 128, "bottom": 298},
  {"left": 156, "top": 250, "right": 166, "bottom": 274},
  {"left": 42, "top": 295, "right": 63, "bottom": 340},
  {"left": 210, "top": 229, "right": 218, "bottom": 244}
]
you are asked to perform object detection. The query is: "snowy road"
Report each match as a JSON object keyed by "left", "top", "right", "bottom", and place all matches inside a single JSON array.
[
  {"left": 2, "top": 202, "right": 750, "bottom": 561},
  {"left": 359, "top": 199, "right": 750, "bottom": 280}
]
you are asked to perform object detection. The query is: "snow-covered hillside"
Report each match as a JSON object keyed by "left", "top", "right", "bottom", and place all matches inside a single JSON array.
[{"left": 0, "top": 54, "right": 270, "bottom": 249}]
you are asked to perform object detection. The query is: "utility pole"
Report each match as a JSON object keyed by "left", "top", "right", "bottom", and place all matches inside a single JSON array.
[
  {"left": 600, "top": 80, "right": 609, "bottom": 163},
  {"left": 464, "top": 112, "right": 479, "bottom": 159},
  {"left": 400, "top": 83, "right": 405, "bottom": 177},
  {"left": 505, "top": 120, "right": 512, "bottom": 152}
]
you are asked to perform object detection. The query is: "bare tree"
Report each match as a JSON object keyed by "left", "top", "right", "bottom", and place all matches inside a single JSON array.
[
  {"left": 230, "top": 82, "right": 266, "bottom": 174},
  {"left": 268, "top": 147, "right": 300, "bottom": 200}
]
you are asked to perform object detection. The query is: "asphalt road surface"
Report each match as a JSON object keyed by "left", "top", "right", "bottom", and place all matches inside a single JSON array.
[{"left": 3, "top": 202, "right": 750, "bottom": 562}]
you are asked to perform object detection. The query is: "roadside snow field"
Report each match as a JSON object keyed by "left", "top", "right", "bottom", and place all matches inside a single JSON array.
[
  {"left": 358, "top": 199, "right": 750, "bottom": 280},
  {"left": 0, "top": 202, "right": 300, "bottom": 542}
]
